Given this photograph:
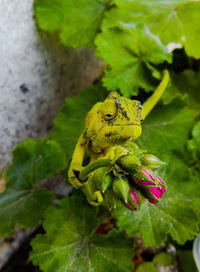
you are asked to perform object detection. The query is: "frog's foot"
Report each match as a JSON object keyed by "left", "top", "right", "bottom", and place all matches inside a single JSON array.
[
  {"left": 68, "top": 167, "right": 85, "bottom": 189},
  {"left": 70, "top": 177, "right": 84, "bottom": 189},
  {"left": 87, "top": 191, "right": 103, "bottom": 206}
]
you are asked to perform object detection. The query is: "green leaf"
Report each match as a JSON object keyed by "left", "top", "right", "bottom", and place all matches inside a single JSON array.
[
  {"left": 0, "top": 188, "right": 54, "bottom": 237},
  {"left": 189, "top": 121, "right": 200, "bottom": 156},
  {"left": 136, "top": 100, "right": 197, "bottom": 157},
  {"left": 153, "top": 252, "right": 173, "bottom": 266},
  {"left": 136, "top": 262, "right": 158, "bottom": 272},
  {"left": 34, "top": 0, "right": 111, "bottom": 47},
  {"left": 4, "top": 138, "right": 67, "bottom": 189},
  {"left": 163, "top": 71, "right": 200, "bottom": 110},
  {"left": 0, "top": 138, "right": 66, "bottom": 237},
  {"left": 187, "top": 121, "right": 200, "bottom": 176},
  {"left": 51, "top": 83, "right": 108, "bottom": 160},
  {"left": 107, "top": 0, "right": 200, "bottom": 58},
  {"left": 30, "top": 196, "right": 134, "bottom": 272},
  {"left": 136, "top": 252, "right": 173, "bottom": 272},
  {"left": 177, "top": 250, "right": 198, "bottom": 272},
  {"left": 190, "top": 121, "right": 200, "bottom": 150},
  {"left": 96, "top": 24, "right": 172, "bottom": 96},
  {"left": 114, "top": 101, "right": 200, "bottom": 246}
]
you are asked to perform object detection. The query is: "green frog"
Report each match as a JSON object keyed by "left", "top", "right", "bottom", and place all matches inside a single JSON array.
[{"left": 68, "top": 70, "right": 169, "bottom": 194}]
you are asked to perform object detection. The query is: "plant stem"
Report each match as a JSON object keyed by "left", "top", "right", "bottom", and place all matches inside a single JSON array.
[{"left": 79, "top": 159, "right": 112, "bottom": 181}]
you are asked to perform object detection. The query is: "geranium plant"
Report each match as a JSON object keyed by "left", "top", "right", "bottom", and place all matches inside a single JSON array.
[{"left": 1, "top": 0, "right": 200, "bottom": 271}]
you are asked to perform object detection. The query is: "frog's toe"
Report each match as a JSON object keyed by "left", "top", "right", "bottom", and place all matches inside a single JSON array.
[
  {"left": 86, "top": 191, "right": 103, "bottom": 206},
  {"left": 87, "top": 199, "right": 101, "bottom": 206},
  {"left": 69, "top": 176, "right": 84, "bottom": 189},
  {"left": 94, "top": 191, "right": 103, "bottom": 203}
]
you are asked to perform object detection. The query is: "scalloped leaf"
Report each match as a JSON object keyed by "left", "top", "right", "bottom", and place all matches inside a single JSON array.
[
  {"left": 34, "top": 0, "right": 111, "bottom": 47},
  {"left": 51, "top": 83, "right": 108, "bottom": 160},
  {"left": 0, "top": 188, "right": 54, "bottom": 237},
  {"left": 30, "top": 196, "right": 134, "bottom": 272},
  {"left": 0, "top": 138, "right": 66, "bottom": 237},
  {"left": 96, "top": 24, "right": 172, "bottom": 96},
  {"left": 105, "top": 0, "right": 200, "bottom": 58},
  {"left": 163, "top": 70, "right": 200, "bottom": 110},
  {"left": 114, "top": 101, "right": 200, "bottom": 246}
]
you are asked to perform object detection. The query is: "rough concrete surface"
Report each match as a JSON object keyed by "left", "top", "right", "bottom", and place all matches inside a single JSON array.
[
  {"left": 0, "top": 0, "right": 103, "bottom": 267},
  {"left": 0, "top": 0, "right": 103, "bottom": 172}
]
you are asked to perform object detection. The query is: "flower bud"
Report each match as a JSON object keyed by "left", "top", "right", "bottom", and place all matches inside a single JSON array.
[
  {"left": 102, "top": 172, "right": 113, "bottom": 193},
  {"left": 126, "top": 190, "right": 139, "bottom": 211},
  {"left": 113, "top": 146, "right": 130, "bottom": 161},
  {"left": 102, "top": 189, "right": 117, "bottom": 211},
  {"left": 133, "top": 167, "right": 157, "bottom": 184},
  {"left": 133, "top": 167, "right": 166, "bottom": 204},
  {"left": 93, "top": 167, "right": 112, "bottom": 193},
  {"left": 123, "top": 142, "right": 146, "bottom": 157},
  {"left": 148, "top": 178, "right": 166, "bottom": 203},
  {"left": 141, "top": 154, "right": 165, "bottom": 170},
  {"left": 112, "top": 177, "right": 130, "bottom": 202},
  {"left": 116, "top": 154, "right": 141, "bottom": 173},
  {"left": 123, "top": 142, "right": 139, "bottom": 152},
  {"left": 156, "top": 176, "right": 166, "bottom": 193}
]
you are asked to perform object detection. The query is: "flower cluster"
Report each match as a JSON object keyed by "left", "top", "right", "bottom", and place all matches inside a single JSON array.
[{"left": 80, "top": 142, "right": 166, "bottom": 211}]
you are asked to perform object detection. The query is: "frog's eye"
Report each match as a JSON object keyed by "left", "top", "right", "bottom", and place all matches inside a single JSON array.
[
  {"left": 105, "top": 113, "right": 114, "bottom": 120},
  {"left": 106, "top": 114, "right": 112, "bottom": 118},
  {"left": 101, "top": 100, "right": 117, "bottom": 121}
]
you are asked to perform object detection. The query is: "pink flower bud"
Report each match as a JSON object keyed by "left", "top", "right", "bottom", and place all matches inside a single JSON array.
[
  {"left": 126, "top": 190, "right": 139, "bottom": 211},
  {"left": 133, "top": 168, "right": 166, "bottom": 204}
]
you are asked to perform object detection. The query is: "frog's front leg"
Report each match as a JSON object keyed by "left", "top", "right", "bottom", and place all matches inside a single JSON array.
[
  {"left": 68, "top": 133, "right": 87, "bottom": 189},
  {"left": 79, "top": 160, "right": 112, "bottom": 206},
  {"left": 84, "top": 186, "right": 104, "bottom": 206},
  {"left": 81, "top": 175, "right": 104, "bottom": 206}
]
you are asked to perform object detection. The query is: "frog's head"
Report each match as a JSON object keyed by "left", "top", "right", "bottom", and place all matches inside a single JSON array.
[{"left": 96, "top": 92, "right": 144, "bottom": 145}]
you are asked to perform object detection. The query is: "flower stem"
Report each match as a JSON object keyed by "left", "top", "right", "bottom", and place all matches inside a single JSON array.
[{"left": 79, "top": 159, "right": 112, "bottom": 181}]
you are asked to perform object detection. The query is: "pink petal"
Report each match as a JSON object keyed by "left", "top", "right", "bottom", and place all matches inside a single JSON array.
[
  {"left": 126, "top": 202, "right": 136, "bottom": 210},
  {"left": 130, "top": 190, "right": 138, "bottom": 205},
  {"left": 156, "top": 177, "right": 166, "bottom": 193},
  {"left": 136, "top": 179, "right": 155, "bottom": 186},
  {"left": 160, "top": 186, "right": 166, "bottom": 194},
  {"left": 150, "top": 187, "right": 163, "bottom": 199},
  {"left": 149, "top": 199, "right": 159, "bottom": 204},
  {"left": 141, "top": 169, "right": 155, "bottom": 181},
  {"left": 157, "top": 177, "right": 164, "bottom": 184}
]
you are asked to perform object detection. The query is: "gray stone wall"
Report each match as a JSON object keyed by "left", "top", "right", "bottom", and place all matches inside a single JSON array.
[
  {"left": 0, "top": 0, "right": 103, "bottom": 172},
  {"left": 0, "top": 1, "right": 102, "bottom": 266}
]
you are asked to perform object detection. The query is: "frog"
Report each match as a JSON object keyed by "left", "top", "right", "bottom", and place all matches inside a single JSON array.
[{"left": 68, "top": 70, "right": 169, "bottom": 198}]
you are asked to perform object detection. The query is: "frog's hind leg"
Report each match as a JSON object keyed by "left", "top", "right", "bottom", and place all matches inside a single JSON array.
[{"left": 68, "top": 133, "right": 87, "bottom": 189}]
